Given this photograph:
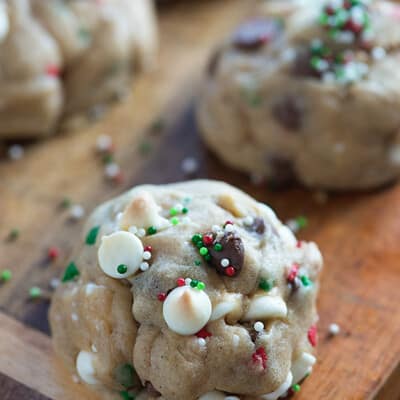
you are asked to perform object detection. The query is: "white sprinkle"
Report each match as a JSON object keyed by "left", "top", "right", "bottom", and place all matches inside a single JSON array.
[
  {"left": 104, "top": 163, "right": 120, "bottom": 179},
  {"left": 220, "top": 258, "right": 230, "bottom": 267},
  {"left": 372, "top": 46, "right": 386, "bottom": 60},
  {"left": 96, "top": 134, "right": 112, "bottom": 152},
  {"left": 182, "top": 216, "right": 191, "bottom": 224},
  {"left": 286, "top": 219, "right": 299, "bottom": 233},
  {"left": 140, "top": 262, "right": 149, "bottom": 271},
  {"left": 91, "top": 344, "right": 98, "bottom": 353},
  {"left": 116, "top": 212, "right": 123, "bottom": 222},
  {"left": 212, "top": 225, "right": 221, "bottom": 233},
  {"left": 49, "top": 278, "right": 60, "bottom": 290},
  {"left": 224, "top": 223, "right": 234, "bottom": 233},
  {"left": 8, "top": 144, "right": 24, "bottom": 160},
  {"left": 243, "top": 216, "right": 254, "bottom": 226},
  {"left": 323, "top": 72, "right": 336, "bottom": 84},
  {"left": 254, "top": 321, "right": 265, "bottom": 332},
  {"left": 329, "top": 323, "right": 341, "bottom": 336},
  {"left": 198, "top": 338, "right": 207, "bottom": 347},
  {"left": 72, "top": 374, "right": 80, "bottom": 384},
  {"left": 225, "top": 397, "right": 240, "bottom": 400},
  {"left": 69, "top": 204, "right": 85, "bottom": 220},
  {"left": 128, "top": 226, "right": 138, "bottom": 234},
  {"left": 142, "top": 251, "right": 152, "bottom": 260},
  {"left": 175, "top": 203, "right": 183, "bottom": 213},
  {"left": 185, "top": 278, "right": 192, "bottom": 286},
  {"left": 181, "top": 157, "right": 199, "bottom": 175},
  {"left": 232, "top": 334, "right": 240, "bottom": 347},
  {"left": 71, "top": 313, "right": 79, "bottom": 321},
  {"left": 281, "top": 47, "right": 296, "bottom": 63},
  {"left": 137, "top": 228, "right": 146, "bottom": 237}
]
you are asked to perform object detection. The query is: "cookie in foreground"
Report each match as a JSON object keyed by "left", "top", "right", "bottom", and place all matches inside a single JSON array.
[{"left": 50, "top": 180, "right": 323, "bottom": 399}]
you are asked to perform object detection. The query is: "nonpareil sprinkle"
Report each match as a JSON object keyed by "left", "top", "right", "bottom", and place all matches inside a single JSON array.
[
  {"left": 259, "top": 278, "right": 274, "bottom": 292},
  {"left": 0, "top": 270, "right": 12, "bottom": 282},
  {"left": 29, "top": 287, "right": 42, "bottom": 299},
  {"left": 147, "top": 226, "right": 157, "bottom": 235}
]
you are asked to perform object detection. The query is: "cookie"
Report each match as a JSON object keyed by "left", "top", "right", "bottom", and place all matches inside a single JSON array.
[
  {"left": 197, "top": 0, "right": 400, "bottom": 190},
  {"left": 0, "top": 0, "right": 157, "bottom": 139},
  {"left": 50, "top": 180, "right": 323, "bottom": 400}
]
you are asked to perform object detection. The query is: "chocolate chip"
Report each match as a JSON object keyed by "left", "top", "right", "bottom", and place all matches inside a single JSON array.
[
  {"left": 232, "top": 18, "right": 281, "bottom": 51},
  {"left": 265, "top": 154, "right": 296, "bottom": 189},
  {"left": 207, "top": 48, "right": 222, "bottom": 77},
  {"left": 272, "top": 96, "right": 304, "bottom": 131},
  {"left": 209, "top": 232, "right": 244, "bottom": 276},
  {"left": 246, "top": 217, "right": 266, "bottom": 235}
]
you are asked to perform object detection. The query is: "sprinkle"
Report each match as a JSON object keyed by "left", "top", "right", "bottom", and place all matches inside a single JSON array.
[
  {"left": 48, "top": 246, "right": 60, "bottom": 260},
  {"left": 182, "top": 207, "right": 189, "bottom": 214},
  {"left": 137, "top": 228, "right": 146, "bottom": 237},
  {"left": 8, "top": 144, "right": 24, "bottom": 160},
  {"left": 244, "top": 216, "right": 254, "bottom": 226},
  {"left": 225, "top": 266, "right": 236, "bottom": 277},
  {"left": 329, "top": 323, "right": 341, "bottom": 336},
  {"left": 192, "top": 233, "right": 202, "bottom": 244},
  {"left": 220, "top": 258, "right": 230, "bottom": 267},
  {"left": 371, "top": 46, "right": 386, "bottom": 60},
  {"left": 194, "top": 260, "right": 202, "bottom": 266},
  {"left": 142, "top": 251, "right": 152, "bottom": 261},
  {"left": 78, "top": 27, "right": 91, "bottom": 43},
  {"left": 144, "top": 245, "right": 152, "bottom": 252},
  {"left": 224, "top": 223, "right": 234, "bottom": 233},
  {"left": 29, "top": 287, "right": 42, "bottom": 299},
  {"left": 292, "top": 384, "right": 301, "bottom": 392},
  {"left": 259, "top": 278, "right": 274, "bottom": 292},
  {"left": 287, "top": 263, "right": 299, "bottom": 283},
  {"left": 202, "top": 233, "right": 214, "bottom": 246},
  {"left": 197, "top": 281, "right": 206, "bottom": 290},
  {"left": 62, "top": 262, "right": 80, "bottom": 283},
  {"left": 212, "top": 225, "right": 221, "bottom": 233},
  {"left": 198, "top": 338, "right": 207, "bottom": 347},
  {"left": 104, "top": 163, "right": 121, "bottom": 179},
  {"left": 196, "top": 328, "right": 212, "bottom": 338},
  {"left": 147, "top": 226, "right": 157, "bottom": 235},
  {"left": 171, "top": 217, "right": 179, "bottom": 226},
  {"left": 138, "top": 141, "right": 152, "bottom": 155},
  {"left": 69, "top": 204, "right": 85, "bottom": 220},
  {"left": 199, "top": 247, "right": 209, "bottom": 256},
  {"left": 49, "top": 278, "right": 60, "bottom": 290},
  {"left": 254, "top": 321, "right": 264, "bottom": 332},
  {"left": 185, "top": 278, "right": 192, "bottom": 286},
  {"left": 119, "top": 391, "right": 135, "bottom": 400},
  {"left": 71, "top": 313, "right": 79, "bottom": 321},
  {"left": 308, "top": 325, "right": 318, "bottom": 347},
  {"left": 45, "top": 64, "right": 60, "bottom": 77},
  {"left": 85, "top": 226, "right": 100, "bottom": 245},
  {"left": 190, "top": 279, "right": 199, "bottom": 288},
  {"left": 115, "top": 364, "right": 135, "bottom": 388},
  {"left": 7, "top": 228, "right": 20, "bottom": 241},
  {"left": 0, "top": 270, "right": 12, "bottom": 282},
  {"left": 60, "top": 197, "right": 72, "bottom": 209},
  {"left": 117, "top": 264, "right": 128, "bottom": 274},
  {"left": 177, "top": 277, "right": 185, "bottom": 287},
  {"left": 140, "top": 262, "right": 149, "bottom": 271},
  {"left": 252, "top": 347, "right": 267, "bottom": 370},
  {"left": 181, "top": 157, "right": 199, "bottom": 175},
  {"left": 157, "top": 292, "right": 167, "bottom": 302},
  {"left": 169, "top": 207, "right": 178, "bottom": 216},
  {"left": 213, "top": 243, "right": 223, "bottom": 251},
  {"left": 300, "top": 275, "right": 312, "bottom": 286},
  {"left": 96, "top": 134, "right": 113, "bottom": 152}
]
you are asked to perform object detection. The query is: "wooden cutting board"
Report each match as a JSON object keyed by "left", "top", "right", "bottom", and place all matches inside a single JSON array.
[{"left": 0, "top": 1, "right": 399, "bottom": 399}]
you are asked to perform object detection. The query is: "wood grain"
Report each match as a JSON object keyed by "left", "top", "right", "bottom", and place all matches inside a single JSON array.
[{"left": 0, "top": 0, "right": 399, "bottom": 399}]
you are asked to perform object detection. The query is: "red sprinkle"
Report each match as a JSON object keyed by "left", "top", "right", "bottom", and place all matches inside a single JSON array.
[
  {"left": 45, "top": 64, "right": 60, "bottom": 77},
  {"left": 144, "top": 245, "right": 153, "bottom": 253},
  {"left": 308, "top": 325, "right": 318, "bottom": 347},
  {"left": 157, "top": 292, "right": 167, "bottom": 302},
  {"left": 48, "top": 246, "right": 60, "bottom": 260},
  {"left": 287, "top": 263, "right": 299, "bottom": 283},
  {"left": 196, "top": 328, "right": 212, "bottom": 339},
  {"left": 252, "top": 347, "right": 267, "bottom": 370},
  {"left": 296, "top": 240, "right": 303, "bottom": 248},
  {"left": 113, "top": 171, "right": 125, "bottom": 184},
  {"left": 177, "top": 278, "right": 185, "bottom": 287},
  {"left": 202, "top": 233, "right": 214, "bottom": 246},
  {"left": 224, "top": 220, "right": 234, "bottom": 227},
  {"left": 225, "top": 266, "right": 236, "bottom": 277}
]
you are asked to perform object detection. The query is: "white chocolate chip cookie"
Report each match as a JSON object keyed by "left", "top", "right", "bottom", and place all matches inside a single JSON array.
[{"left": 50, "top": 180, "right": 323, "bottom": 400}]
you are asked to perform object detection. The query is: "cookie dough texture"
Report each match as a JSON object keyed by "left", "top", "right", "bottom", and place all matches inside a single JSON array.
[
  {"left": 197, "top": 0, "right": 400, "bottom": 190},
  {"left": 0, "top": 0, "right": 157, "bottom": 139},
  {"left": 50, "top": 180, "right": 323, "bottom": 400}
]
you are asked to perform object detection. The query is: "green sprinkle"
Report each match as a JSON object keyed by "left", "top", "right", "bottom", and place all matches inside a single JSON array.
[
  {"left": 171, "top": 217, "right": 179, "bottom": 226},
  {"left": 194, "top": 260, "right": 202, "bottom": 266},
  {"left": 78, "top": 27, "right": 91, "bottom": 43},
  {"left": 183, "top": 197, "right": 192, "bottom": 204},
  {"left": 296, "top": 216, "right": 308, "bottom": 229},
  {"left": 8, "top": 228, "right": 20, "bottom": 241},
  {"left": 196, "top": 241, "right": 204, "bottom": 249},
  {"left": 102, "top": 153, "right": 114, "bottom": 164},
  {"left": 60, "top": 197, "right": 72, "bottom": 209},
  {"left": 300, "top": 275, "right": 312, "bottom": 286},
  {"left": 115, "top": 364, "right": 135, "bottom": 388},
  {"left": 259, "top": 278, "right": 274, "bottom": 292},
  {"left": 192, "top": 233, "right": 202, "bottom": 244},
  {"left": 138, "top": 141, "right": 152, "bottom": 155},
  {"left": 29, "top": 287, "right": 42, "bottom": 299},
  {"left": 292, "top": 384, "right": 301, "bottom": 392},
  {"left": 119, "top": 391, "right": 135, "bottom": 400},
  {"left": 204, "top": 253, "right": 211, "bottom": 262},
  {"left": 117, "top": 264, "right": 128, "bottom": 274},
  {"left": 213, "top": 243, "right": 223, "bottom": 252},
  {"left": 197, "top": 282, "right": 206, "bottom": 290},
  {"left": 199, "top": 247, "right": 208, "bottom": 256},
  {"left": 85, "top": 226, "right": 100, "bottom": 245},
  {"left": 1, "top": 270, "right": 12, "bottom": 282},
  {"left": 62, "top": 262, "right": 80, "bottom": 283},
  {"left": 147, "top": 226, "right": 157, "bottom": 235},
  {"left": 190, "top": 279, "right": 199, "bottom": 288},
  {"left": 182, "top": 207, "right": 189, "bottom": 214},
  {"left": 150, "top": 118, "right": 164, "bottom": 134},
  {"left": 169, "top": 207, "right": 178, "bottom": 216}
]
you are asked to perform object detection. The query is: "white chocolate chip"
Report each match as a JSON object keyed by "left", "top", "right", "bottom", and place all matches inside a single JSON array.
[
  {"left": 120, "top": 191, "right": 169, "bottom": 231},
  {"left": 243, "top": 292, "right": 287, "bottom": 321},
  {"left": 210, "top": 293, "right": 242, "bottom": 321},
  {"left": 261, "top": 371, "right": 293, "bottom": 400},
  {"left": 98, "top": 231, "right": 144, "bottom": 278},
  {"left": 291, "top": 352, "right": 316, "bottom": 384},
  {"left": 198, "top": 391, "right": 226, "bottom": 400},
  {"left": 76, "top": 351, "right": 99, "bottom": 385},
  {"left": 163, "top": 286, "right": 212, "bottom": 335}
]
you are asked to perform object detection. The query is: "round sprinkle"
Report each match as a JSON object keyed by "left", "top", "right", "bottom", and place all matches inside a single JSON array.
[
  {"left": 137, "top": 228, "right": 146, "bottom": 237},
  {"left": 254, "top": 321, "right": 264, "bottom": 332},
  {"left": 198, "top": 338, "right": 207, "bottom": 347},
  {"left": 128, "top": 226, "right": 138, "bottom": 234},
  {"left": 181, "top": 157, "right": 199, "bottom": 175},
  {"left": 69, "top": 204, "right": 85, "bottom": 220},
  {"left": 182, "top": 207, "right": 189, "bottom": 214},
  {"left": 147, "top": 226, "right": 157, "bottom": 235},
  {"left": 244, "top": 216, "right": 254, "bottom": 226},
  {"left": 194, "top": 260, "right": 202, "bottom": 266},
  {"left": 169, "top": 207, "right": 178, "bottom": 216},
  {"left": 49, "top": 278, "right": 60, "bottom": 290},
  {"left": 8, "top": 228, "right": 20, "bottom": 240},
  {"left": 144, "top": 245, "right": 152, "bottom": 253},
  {"left": 104, "top": 163, "right": 120, "bottom": 179},
  {"left": 192, "top": 233, "right": 202, "bottom": 244},
  {"left": 204, "top": 254, "right": 212, "bottom": 262},
  {"left": 185, "top": 278, "right": 192, "bottom": 286},
  {"left": 301, "top": 275, "right": 312, "bottom": 286},
  {"left": 259, "top": 278, "right": 273, "bottom": 292},
  {"left": 1, "top": 270, "right": 12, "bottom": 282},
  {"left": 225, "top": 266, "right": 236, "bottom": 277},
  {"left": 96, "top": 134, "right": 112, "bottom": 152},
  {"left": 48, "top": 246, "right": 60, "bottom": 260},
  {"left": 117, "top": 264, "right": 128, "bottom": 274},
  {"left": 29, "top": 287, "right": 42, "bottom": 299},
  {"left": 329, "top": 323, "right": 341, "bottom": 336},
  {"left": 175, "top": 204, "right": 184, "bottom": 213},
  {"left": 214, "top": 243, "right": 223, "bottom": 252},
  {"left": 177, "top": 277, "right": 185, "bottom": 287},
  {"left": 140, "top": 262, "right": 149, "bottom": 271},
  {"left": 202, "top": 233, "right": 214, "bottom": 246},
  {"left": 292, "top": 384, "right": 301, "bottom": 392},
  {"left": 8, "top": 144, "right": 24, "bottom": 161},
  {"left": 212, "top": 225, "right": 221, "bottom": 233},
  {"left": 199, "top": 247, "right": 209, "bottom": 256},
  {"left": 220, "top": 258, "right": 230, "bottom": 268},
  {"left": 171, "top": 217, "right": 179, "bottom": 226},
  {"left": 224, "top": 223, "right": 234, "bottom": 233},
  {"left": 142, "top": 251, "right": 152, "bottom": 261},
  {"left": 157, "top": 292, "right": 167, "bottom": 302},
  {"left": 197, "top": 281, "right": 206, "bottom": 290},
  {"left": 190, "top": 279, "right": 199, "bottom": 288}
]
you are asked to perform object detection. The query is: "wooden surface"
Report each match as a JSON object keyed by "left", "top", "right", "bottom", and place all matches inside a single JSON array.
[{"left": 0, "top": 0, "right": 399, "bottom": 399}]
